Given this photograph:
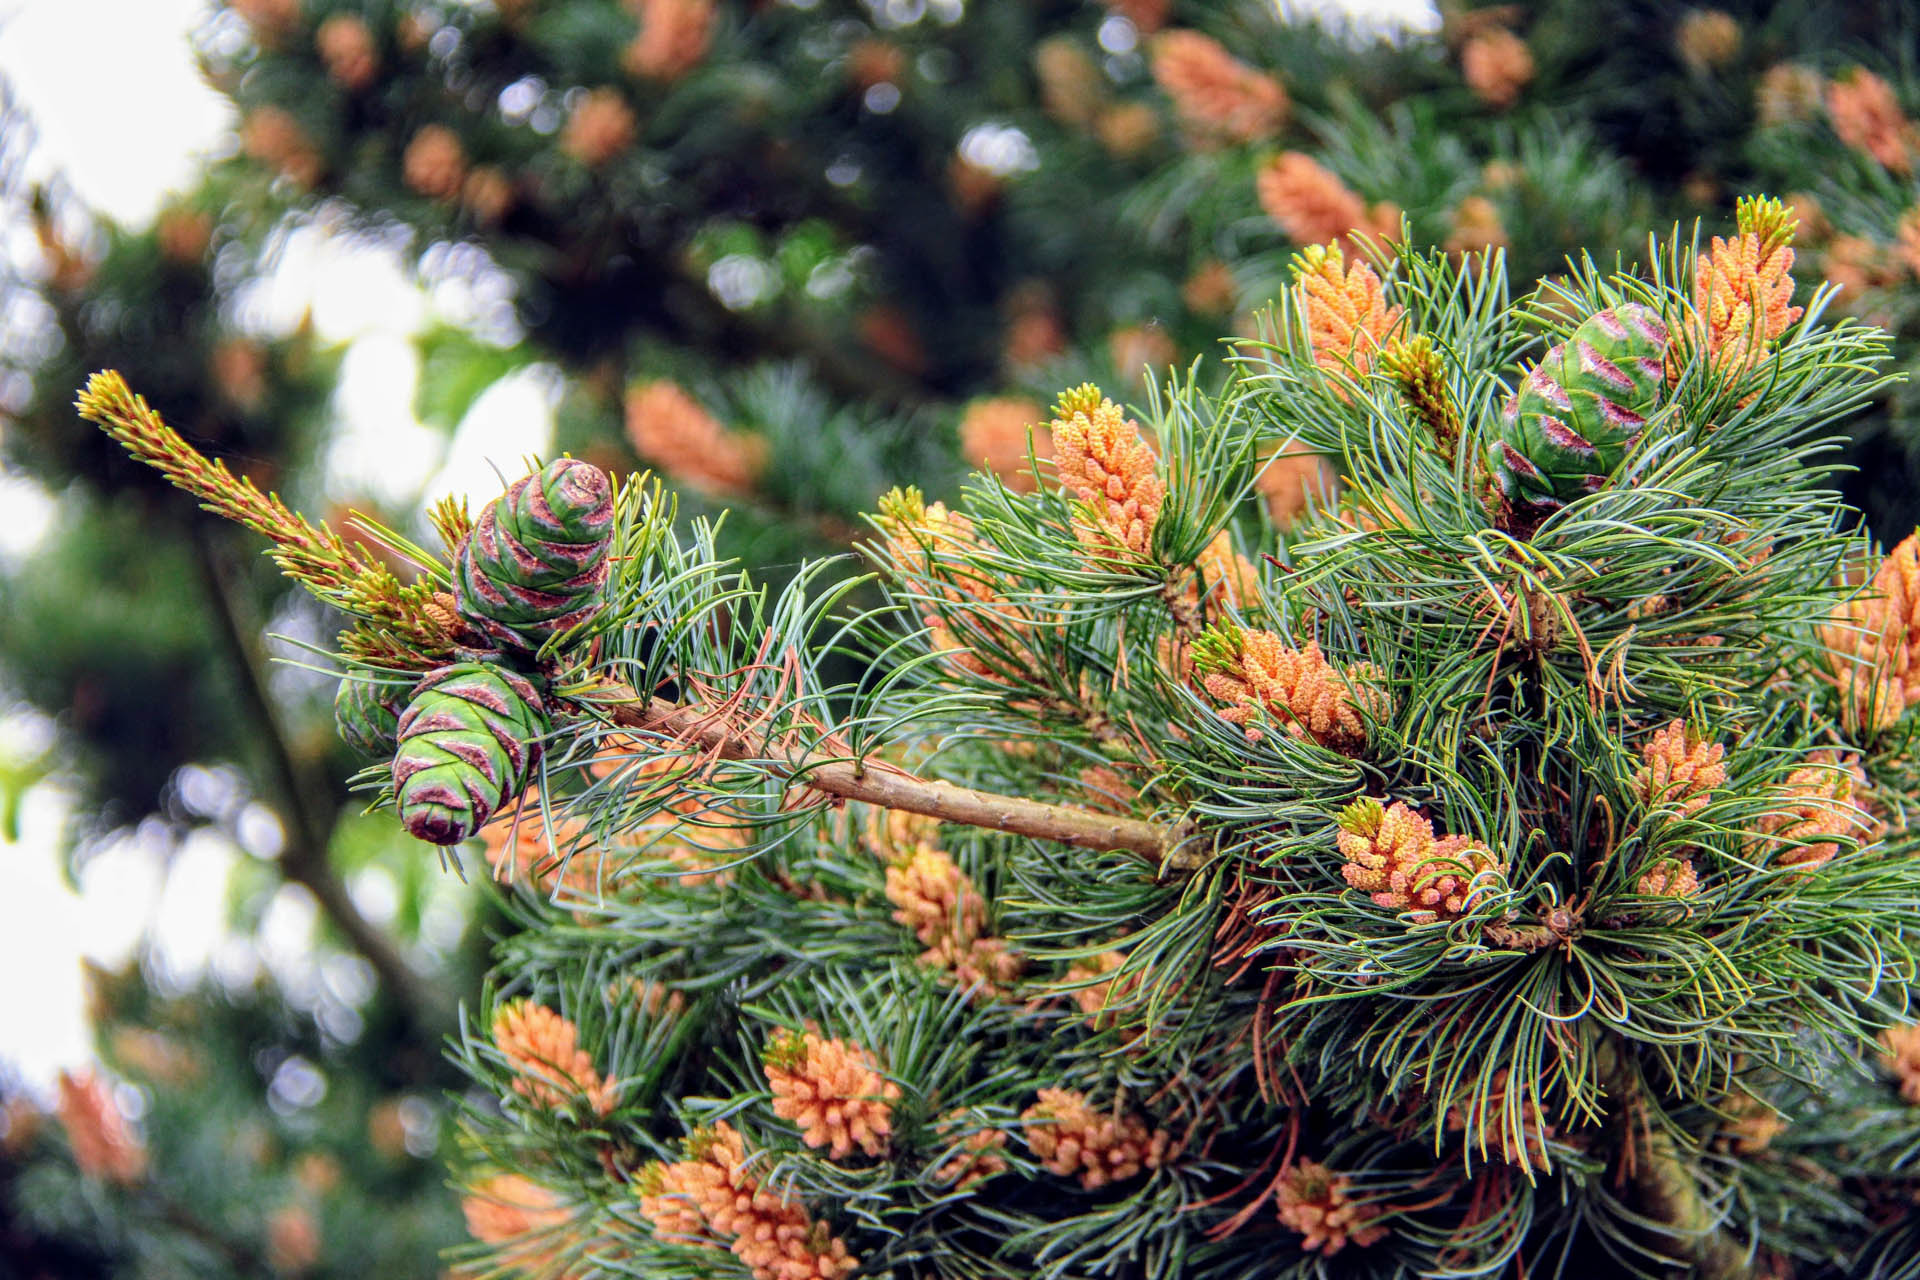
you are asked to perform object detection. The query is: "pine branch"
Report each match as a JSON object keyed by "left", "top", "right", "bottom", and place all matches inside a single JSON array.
[
  {"left": 76, "top": 370, "right": 456, "bottom": 663},
  {"left": 1599, "top": 1040, "right": 1748, "bottom": 1280},
  {"left": 579, "top": 683, "right": 1188, "bottom": 865}
]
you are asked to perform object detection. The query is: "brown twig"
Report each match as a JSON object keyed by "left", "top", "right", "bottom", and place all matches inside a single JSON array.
[
  {"left": 580, "top": 684, "right": 1190, "bottom": 866},
  {"left": 1596, "top": 1039, "right": 1749, "bottom": 1279}
]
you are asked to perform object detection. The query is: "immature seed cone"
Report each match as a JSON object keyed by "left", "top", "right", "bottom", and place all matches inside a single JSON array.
[
  {"left": 455, "top": 458, "right": 615, "bottom": 654},
  {"left": 392, "top": 663, "right": 548, "bottom": 845},
  {"left": 1489, "top": 303, "right": 1669, "bottom": 518},
  {"left": 333, "top": 674, "right": 409, "bottom": 757}
]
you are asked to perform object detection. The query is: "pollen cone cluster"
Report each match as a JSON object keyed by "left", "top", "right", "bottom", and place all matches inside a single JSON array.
[
  {"left": 624, "top": 0, "right": 714, "bottom": 81},
  {"left": 884, "top": 841, "right": 1024, "bottom": 997},
  {"left": 1065, "top": 949, "right": 1138, "bottom": 1030},
  {"left": 873, "top": 487, "right": 994, "bottom": 600},
  {"left": 1020, "top": 1087, "right": 1174, "bottom": 1190},
  {"left": 1049, "top": 385, "right": 1166, "bottom": 559},
  {"left": 1824, "top": 532, "right": 1920, "bottom": 734},
  {"left": 1881, "top": 1023, "right": 1920, "bottom": 1105},
  {"left": 1292, "top": 242, "right": 1405, "bottom": 385},
  {"left": 1257, "top": 153, "right": 1401, "bottom": 256},
  {"left": 637, "top": 1122, "right": 857, "bottom": 1280},
  {"left": 1826, "top": 68, "right": 1917, "bottom": 174},
  {"left": 624, "top": 379, "right": 767, "bottom": 499},
  {"left": 491, "top": 1000, "right": 619, "bottom": 1115},
  {"left": 461, "top": 1174, "right": 575, "bottom": 1276},
  {"left": 765, "top": 1030, "right": 902, "bottom": 1159},
  {"left": 1275, "top": 1160, "right": 1388, "bottom": 1254},
  {"left": 958, "top": 396, "right": 1051, "bottom": 492},
  {"left": 933, "top": 1112, "right": 1011, "bottom": 1188},
  {"left": 1444, "top": 1068, "right": 1555, "bottom": 1171},
  {"left": 1189, "top": 530, "right": 1259, "bottom": 612},
  {"left": 56, "top": 1069, "right": 147, "bottom": 1184},
  {"left": 1460, "top": 26, "right": 1534, "bottom": 110},
  {"left": 873, "top": 487, "right": 1031, "bottom": 680},
  {"left": 479, "top": 790, "right": 603, "bottom": 897},
  {"left": 1336, "top": 798, "right": 1505, "bottom": 924},
  {"left": 1692, "top": 196, "right": 1803, "bottom": 377},
  {"left": 1149, "top": 29, "right": 1288, "bottom": 144},
  {"left": 1748, "top": 752, "right": 1875, "bottom": 870},
  {"left": 1636, "top": 856, "right": 1701, "bottom": 899},
  {"left": 1195, "top": 627, "right": 1389, "bottom": 753},
  {"left": 1631, "top": 719, "right": 1728, "bottom": 815}
]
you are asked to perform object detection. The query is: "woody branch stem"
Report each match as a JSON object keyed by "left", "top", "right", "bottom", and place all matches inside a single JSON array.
[{"left": 590, "top": 687, "right": 1183, "bottom": 864}]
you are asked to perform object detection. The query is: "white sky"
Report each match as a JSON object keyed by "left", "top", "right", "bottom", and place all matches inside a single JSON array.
[
  {"left": 0, "top": 0, "right": 557, "bottom": 1094},
  {"left": 0, "top": 0, "right": 1434, "bottom": 1094}
]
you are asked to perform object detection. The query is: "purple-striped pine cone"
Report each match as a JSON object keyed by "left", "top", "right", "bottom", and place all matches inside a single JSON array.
[
  {"left": 456, "top": 458, "right": 615, "bottom": 655},
  {"left": 1491, "top": 303, "right": 1669, "bottom": 514},
  {"left": 391, "top": 663, "right": 547, "bottom": 846},
  {"left": 334, "top": 674, "right": 409, "bottom": 757}
]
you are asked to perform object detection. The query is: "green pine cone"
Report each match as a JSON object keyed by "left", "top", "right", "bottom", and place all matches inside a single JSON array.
[
  {"left": 391, "top": 663, "right": 547, "bottom": 846},
  {"left": 1491, "top": 303, "right": 1669, "bottom": 512},
  {"left": 456, "top": 458, "right": 615, "bottom": 655},
  {"left": 333, "top": 674, "right": 409, "bottom": 757}
]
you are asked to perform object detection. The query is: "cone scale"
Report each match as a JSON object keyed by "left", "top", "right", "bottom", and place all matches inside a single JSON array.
[{"left": 333, "top": 674, "right": 409, "bottom": 757}]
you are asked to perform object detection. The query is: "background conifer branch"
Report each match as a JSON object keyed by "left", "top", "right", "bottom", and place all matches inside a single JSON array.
[{"left": 187, "top": 523, "right": 447, "bottom": 1038}]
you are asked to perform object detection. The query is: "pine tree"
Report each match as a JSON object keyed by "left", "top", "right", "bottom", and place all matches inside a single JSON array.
[
  {"left": 16, "top": 3, "right": 1920, "bottom": 1275},
  {"left": 80, "top": 198, "right": 1920, "bottom": 1277}
]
